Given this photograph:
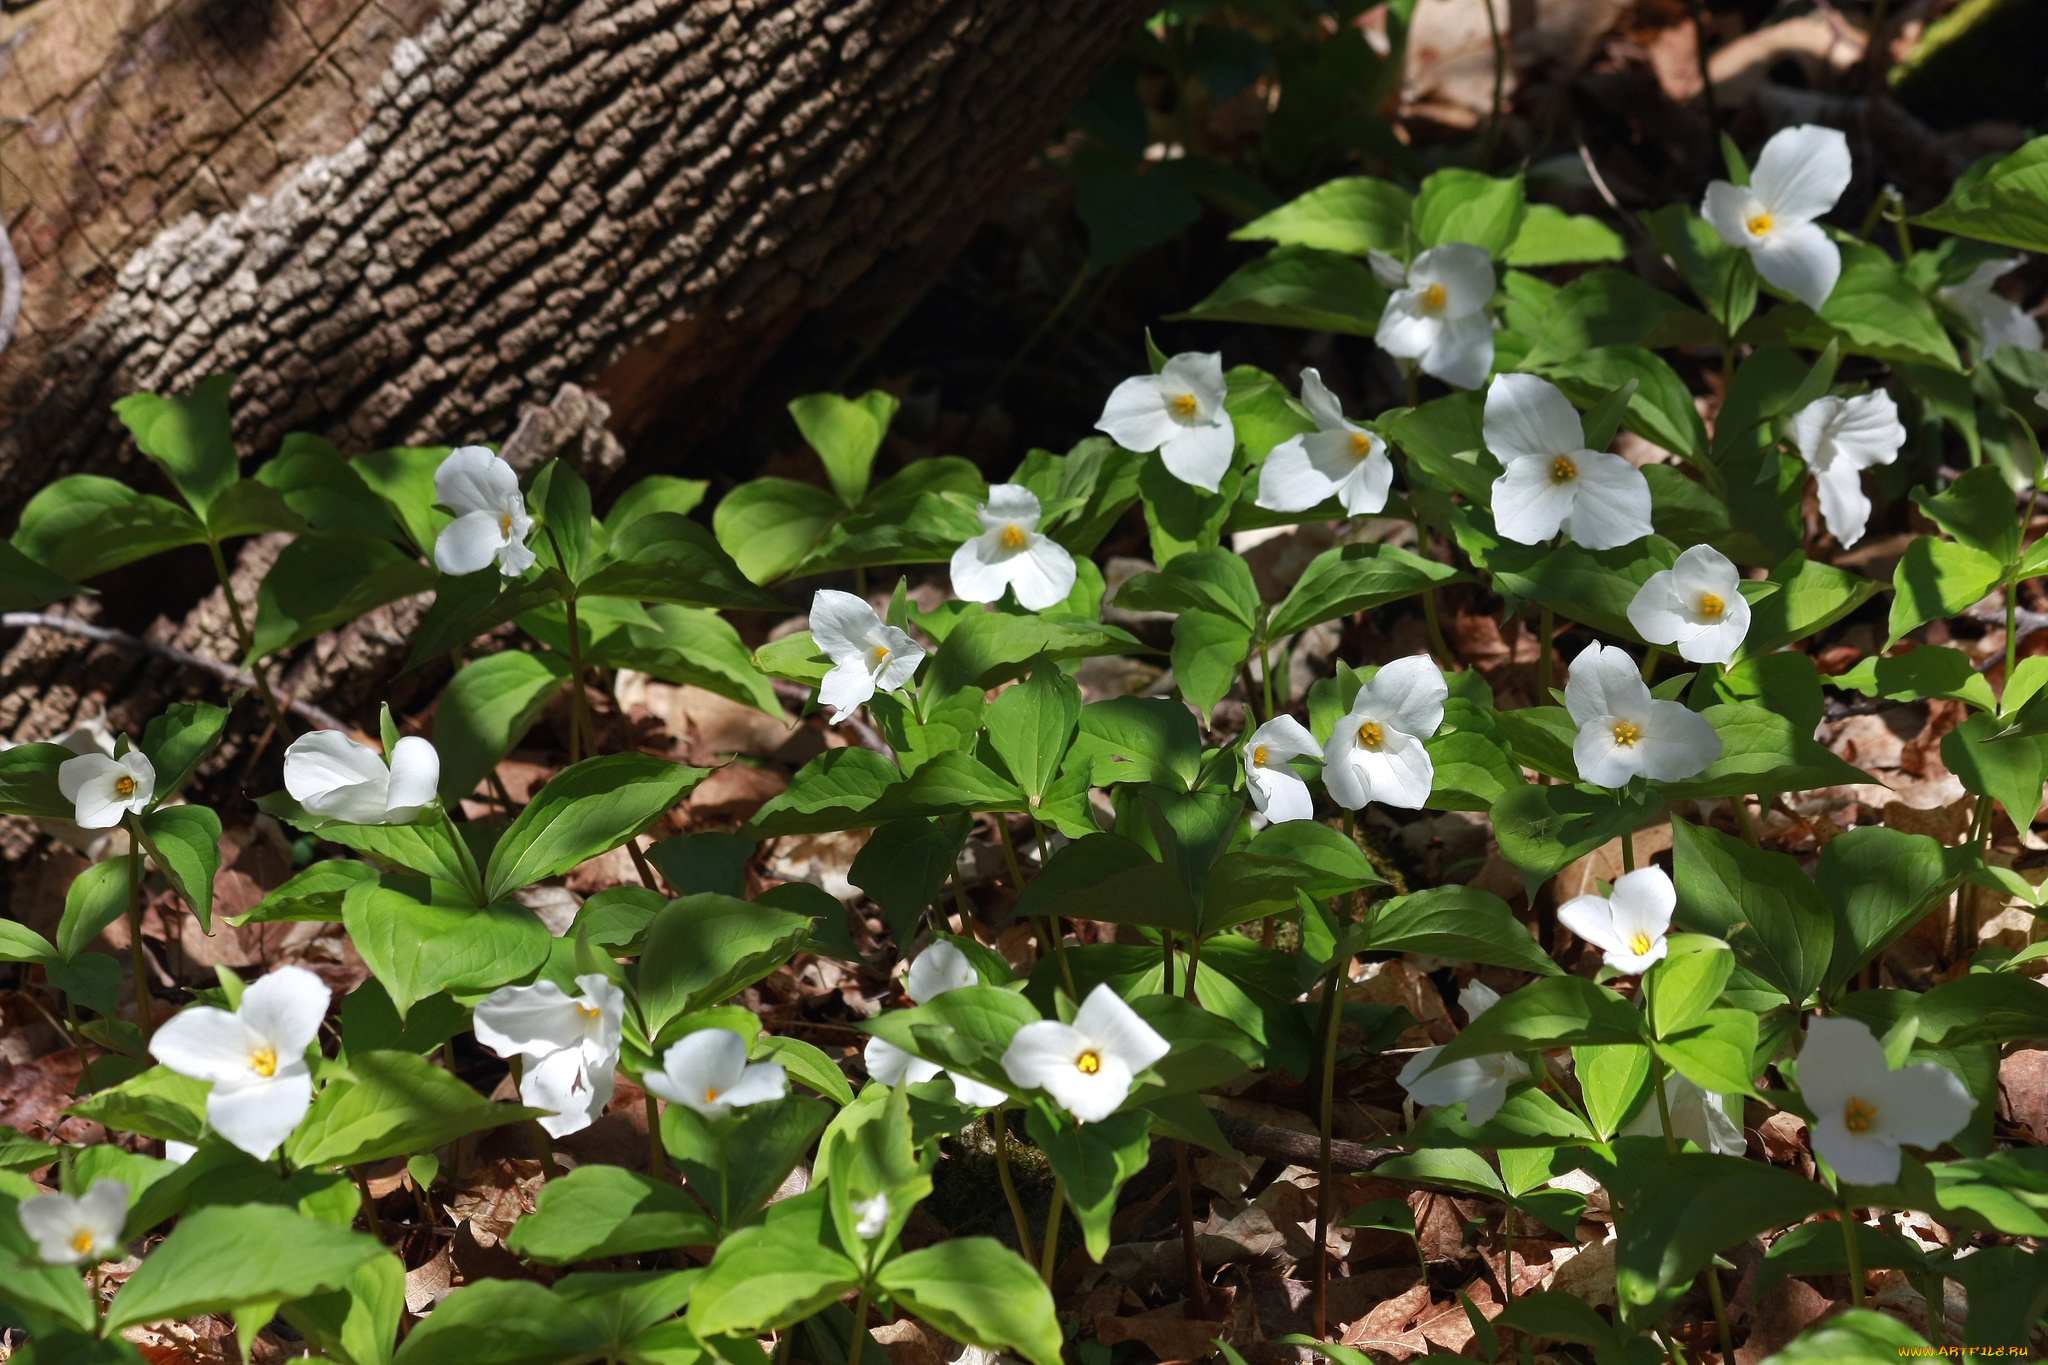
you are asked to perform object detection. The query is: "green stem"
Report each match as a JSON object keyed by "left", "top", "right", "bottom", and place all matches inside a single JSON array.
[
  {"left": 1040, "top": 1177, "right": 1066, "bottom": 1285},
  {"left": 847, "top": 1288, "right": 870, "bottom": 1365},
  {"left": 1499, "top": 1200, "right": 1515, "bottom": 1304},
  {"left": 2006, "top": 580, "right": 2021, "bottom": 712},
  {"left": 352, "top": 1165, "right": 384, "bottom": 1241},
  {"left": 564, "top": 594, "right": 588, "bottom": 766},
  {"left": 646, "top": 1092, "right": 667, "bottom": 1180},
  {"left": 1731, "top": 796, "right": 1762, "bottom": 848},
  {"left": 1162, "top": 932, "right": 1176, "bottom": 995},
  {"left": 1840, "top": 1204, "right": 1867, "bottom": 1308},
  {"left": 1240, "top": 661, "right": 1263, "bottom": 725},
  {"left": 1536, "top": 608, "right": 1555, "bottom": 702},
  {"left": 1640, "top": 645, "right": 1662, "bottom": 685},
  {"left": 1622, "top": 827, "right": 1637, "bottom": 873},
  {"left": 206, "top": 539, "right": 294, "bottom": 739},
  {"left": 1031, "top": 820, "right": 1076, "bottom": 998},
  {"left": 1704, "top": 1261, "right": 1735, "bottom": 1365},
  {"left": 1173, "top": 1140, "right": 1207, "bottom": 1316},
  {"left": 1422, "top": 588, "right": 1456, "bottom": 671},
  {"left": 122, "top": 817, "right": 153, "bottom": 1041},
  {"left": 1652, "top": 1055, "right": 1678, "bottom": 1154},
  {"left": 1313, "top": 960, "right": 1344, "bottom": 1339},
  {"left": 993, "top": 1107, "right": 1037, "bottom": 1264},
  {"left": 1260, "top": 637, "right": 1277, "bottom": 722},
  {"left": 1478, "top": 0, "right": 1505, "bottom": 171}
]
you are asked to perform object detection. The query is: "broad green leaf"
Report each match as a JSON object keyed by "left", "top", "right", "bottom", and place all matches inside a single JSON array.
[
  {"left": 1944, "top": 711, "right": 2048, "bottom": 825},
  {"left": 257, "top": 797, "right": 482, "bottom": 903},
  {"left": 1768, "top": 1309, "right": 1933, "bottom": 1362},
  {"left": 710, "top": 477, "right": 842, "bottom": 584},
  {"left": 390, "top": 1278, "right": 612, "bottom": 1365},
  {"left": 753, "top": 1034, "right": 855, "bottom": 1107},
  {"left": 1828, "top": 645, "right": 1997, "bottom": 711},
  {"left": 484, "top": 754, "right": 706, "bottom": 901},
  {"left": 878, "top": 1240, "right": 1065, "bottom": 1365},
  {"left": 1242, "top": 821, "right": 1382, "bottom": 898},
  {"left": 255, "top": 434, "right": 404, "bottom": 540},
  {"left": 1066, "top": 696, "right": 1203, "bottom": 789},
  {"left": 0, "top": 538, "right": 85, "bottom": 610},
  {"left": 1026, "top": 1108, "right": 1152, "bottom": 1261},
  {"left": 349, "top": 446, "right": 451, "bottom": 559},
  {"left": 688, "top": 1226, "right": 859, "bottom": 1336},
  {"left": 1670, "top": 819, "right": 1832, "bottom": 1007},
  {"left": 862, "top": 751, "right": 1026, "bottom": 820},
  {"left": 1231, "top": 176, "right": 1412, "bottom": 255},
  {"left": 1640, "top": 204, "right": 1756, "bottom": 331},
  {"left": 58, "top": 859, "right": 129, "bottom": 963},
  {"left": 0, "top": 1193, "right": 100, "bottom": 1331},
  {"left": 1173, "top": 245, "right": 1388, "bottom": 336},
  {"left": 105, "top": 1203, "right": 385, "bottom": 1331},
  {"left": 1489, "top": 538, "right": 1675, "bottom": 643},
  {"left": 847, "top": 816, "right": 970, "bottom": 945},
  {"left": 1574, "top": 1043, "right": 1653, "bottom": 1141},
  {"left": 1169, "top": 608, "right": 1254, "bottom": 718},
  {"left": 662, "top": 1098, "right": 831, "bottom": 1234},
  {"left": 1412, "top": 168, "right": 1525, "bottom": 253},
  {"left": 288, "top": 1050, "right": 545, "bottom": 1168},
  {"left": 1912, "top": 136, "right": 2048, "bottom": 252},
  {"left": 1429, "top": 976, "right": 1644, "bottom": 1068},
  {"left": 638, "top": 894, "right": 817, "bottom": 1036},
  {"left": 1490, "top": 782, "right": 1660, "bottom": 880},
  {"left": 1647, "top": 936, "right": 1733, "bottom": 1038},
  {"left": 1739, "top": 553, "right": 1879, "bottom": 657},
  {"left": 742, "top": 747, "right": 898, "bottom": 837},
  {"left": 13, "top": 475, "right": 206, "bottom": 581},
  {"left": 1269, "top": 542, "right": 1464, "bottom": 636},
  {"left": 862, "top": 986, "right": 1042, "bottom": 1093},
  {"left": 431, "top": 651, "right": 570, "bottom": 807},
  {"left": 338, "top": 981, "right": 468, "bottom": 1057},
  {"left": 525, "top": 459, "right": 592, "bottom": 582},
  {"left": 1754, "top": 1222, "right": 1928, "bottom": 1305},
  {"left": 501, "top": 1164, "right": 716, "bottom": 1264},
  {"left": 0, "top": 917, "right": 54, "bottom": 966},
  {"left": 1819, "top": 826, "right": 1964, "bottom": 996},
  {"left": 1914, "top": 464, "right": 2022, "bottom": 561},
  {"left": 250, "top": 530, "right": 436, "bottom": 662},
  {"left": 405, "top": 566, "right": 573, "bottom": 669},
  {"left": 1112, "top": 548, "right": 1259, "bottom": 626},
  {"left": 138, "top": 805, "right": 222, "bottom": 932},
  {"left": 1653, "top": 703, "right": 1868, "bottom": 799},
  {"left": 1889, "top": 536, "right": 2005, "bottom": 645},
  {"left": 1543, "top": 346, "right": 1707, "bottom": 460},
  {"left": 65, "top": 1066, "right": 209, "bottom": 1143},
  {"left": 601, "top": 604, "right": 788, "bottom": 715},
  {"left": 1653, "top": 1008, "right": 1759, "bottom": 1097},
  {"left": 792, "top": 489, "right": 985, "bottom": 578},
  {"left": 1908, "top": 972, "right": 2048, "bottom": 1048},
  {"left": 1504, "top": 203, "right": 1626, "bottom": 266},
  {"left": 580, "top": 512, "right": 784, "bottom": 611},
  {"left": 983, "top": 665, "right": 1082, "bottom": 803},
  {"left": 1348, "top": 886, "right": 1561, "bottom": 976},
  {"left": 1376, "top": 1147, "right": 1504, "bottom": 1194},
  {"left": 112, "top": 374, "right": 240, "bottom": 515},
  {"left": 926, "top": 611, "right": 1139, "bottom": 698},
  {"left": 1139, "top": 454, "right": 1239, "bottom": 563},
  {"left": 1523, "top": 270, "right": 1720, "bottom": 370},
  {"left": 1492, "top": 1292, "right": 1623, "bottom": 1351},
  {"left": 140, "top": 702, "right": 230, "bottom": 801},
  {"left": 341, "top": 880, "right": 550, "bottom": 1019},
  {"left": 202, "top": 478, "right": 307, "bottom": 540},
  {"left": 278, "top": 1253, "right": 404, "bottom": 1365},
  {"left": 604, "top": 475, "right": 709, "bottom": 536}
]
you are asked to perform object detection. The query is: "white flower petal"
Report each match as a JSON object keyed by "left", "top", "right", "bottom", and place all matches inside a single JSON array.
[
  {"left": 1074, "top": 984, "right": 1170, "bottom": 1073},
  {"left": 1003, "top": 538, "right": 1079, "bottom": 612},
  {"left": 1814, "top": 465, "right": 1875, "bottom": 548},
  {"left": 1096, "top": 375, "right": 1182, "bottom": 454},
  {"left": 1565, "top": 641, "right": 1650, "bottom": 728},
  {"left": 864, "top": 1037, "right": 938, "bottom": 1087},
  {"left": 1375, "top": 293, "right": 1443, "bottom": 360},
  {"left": 284, "top": 730, "right": 391, "bottom": 821},
  {"left": 1460, "top": 981, "right": 1502, "bottom": 1018},
  {"left": 524, "top": 1044, "right": 612, "bottom": 1138},
  {"left": 809, "top": 590, "right": 883, "bottom": 663},
  {"left": 819, "top": 660, "right": 878, "bottom": 724},
  {"left": 1297, "top": 367, "right": 1348, "bottom": 430},
  {"left": 1256, "top": 436, "right": 1337, "bottom": 513},
  {"left": 238, "top": 966, "right": 330, "bottom": 1057},
  {"left": 1701, "top": 181, "right": 1765, "bottom": 249},
  {"left": 1796, "top": 1016, "right": 1887, "bottom": 1116},
  {"left": 905, "top": 942, "right": 978, "bottom": 1003},
  {"left": 434, "top": 510, "right": 509, "bottom": 577},
  {"left": 1812, "top": 1118, "right": 1901, "bottom": 1186},
  {"left": 208, "top": 1069, "right": 314, "bottom": 1160},
  {"left": 1159, "top": 421, "right": 1237, "bottom": 494},
  {"left": 473, "top": 981, "right": 590, "bottom": 1060},
  {"left": 1369, "top": 655, "right": 1449, "bottom": 742},
  {"left": 717, "top": 1061, "right": 789, "bottom": 1109},
  {"left": 1001, "top": 1020, "right": 1087, "bottom": 1094},
  {"left": 1609, "top": 868, "right": 1676, "bottom": 943},
  {"left": 1490, "top": 456, "right": 1580, "bottom": 546},
  {"left": 1368, "top": 250, "right": 1408, "bottom": 289},
  {"left": 495, "top": 529, "right": 538, "bottom": 578},
  {"left": 980, "top": 483, "right": 1043, "bottom": 532},
  {"left": 1411, "top": 243, "right": 1496, "bottom": 316},
  {"left": 1160, "top": 352, "right": 1228, "bottom": 412},
  {"left": 1637, "top": 700, "right": 1723, "bottom": 781},
  {"left": 1040, "top": 1053, "right": 1134, "bottom": 1124},
  {"left": 384, "top": 736, "right": 441, "bottom": 819},
  {"left": 435, "top": 446, "right": 519, "bottom": 519},
  {"left": 1751, "top": 124, "right": 1853, "bottom": 226},
  {"left": 1752, "top": 221, "right": 1841, "bottom": 312},
  {"left": 1556, "top": 893, "right": 1625, "bottom": 957},
  {"left": 1872, "top": 1061, "right": 1973, "bottom": 1152},
  {"left": 1249, "top": 765, "right": 1314, "bottom": 822},
  {"left": 1422, "top": 311, "right": 1495, "bottom": 391},
  {"left": 1484, "top": 374, "right": 1586, "bottom": 463},
  {"left": 150, "top": 1007, "right": 261, "bottom": 1085},
  {"left": 949, "top": 1073, "right": 1008, "bottom": 1108},
  {"left": 1560, "top": 451, "right": 1654, "bottom": 550},
  {"left": 1574, "top": 721, "right": 1647, "bottom": 788},
  {"left": 1351, "top": 733, "right": 1436, "bottom": 809}
]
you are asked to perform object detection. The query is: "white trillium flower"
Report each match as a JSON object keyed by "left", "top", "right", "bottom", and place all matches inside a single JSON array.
[
  {"left": 1620, "top": 1072, "right": 1746, "bottom": 1155},
  {"left": 810, "top": 590, "right": 925, "bottom": 724},
  {"left": 1371, "top": 244, "right": 1496, "bottom": 391},
  {"left": 1322, "top": 656, "right": 1447, "bottom": 811},
  {"left": 904, "top": 941, "right": 977, "bottom": 1003},
  {"left": 1256, "top": 368, "right": 1394, "bottom": 517},
  {"left": 18, "top": 1179, "right": 128, "bottom": 1265},
  {"left": 472, "top": 973, "right": 625, "bottom": 1138},
  {"left": 433, "top": 445, "right": 537, "bottom": 577},
  {"left": 1243, "top": 716, "right": 1320, "bottom": 824},
  {"left": 148, "top": 965, "right": 330, "bottom": 1160},
  {"left": 1789, "top": 391, "right": 1905, "bottom": 550},
  {"left": 864, "top": 1037, "right": 944, "bottom": 1089},
  {"left": 1001, "top": 984, "right": 1169, "bottom": 1124},
  {"left": 949, "top": 485, "right": 1077, "bottom": 613},
  {"left": 1626, "top": 545, "right": 1751, "bottom": 666},
  {"left": 864, "top": 943, "right": 1007, "bottom": 1108},
  {"left": 1096, "top": 352, "right": 1236, "bottom": 493},
  {"left": 1484, "top": 374, "right": 1653, "bottom": 550},
  {"left": 1397, "top": 982, "right": 1530, "bottom": 1124},
  {"left": 853, "top": 1192, "right": 891, "bottom": 1240},
  {"left": 1702, "top": 124, "right": 1853, "bottom": 311},
  {"left": 1938, "top": 257, "right": 2042, "bottom": 361},
  {"left": 1566, "top": 641, "right": 1723, "bottom": 787},
  {"left": 283, "top": 730, "right": 440, "bottom": 826},
  {"left": 643, "top": 1028, "right": 788, "bottom": 1120},
  {"left": 1798, "top": 1016, "right": 1973, "bottom": 1185},
  {"left": 1557, "top": 867, "right": 1676, "bottom": 975},
  {"left": 57, "top": 750, "right": 154, "bottom": 830}
]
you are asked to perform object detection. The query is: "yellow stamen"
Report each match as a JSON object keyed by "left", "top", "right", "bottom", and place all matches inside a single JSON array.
[
  {"left": 1628, "top": 932, "right": 1654, "bottom": 957},
  {"left": 69, "top": 1230, "right": 94, "bottom": 1256},
  {"left": 1075, "top": 1050, "right": 1101, "bottom": 1075},
  {"left": 998, "top": 524, "right": 1028, "bottom": 551},
  {"left": 1251, "top": 745, "right": 1269, "bottom": 767},
  {"left": 1697, "top": 592, "right": 1725, "bottom": 620},
  {"left": 869, "top": 644, "right": 891, "bottom": 666},
  {"left": 1357, "top": 721, "right": 1384, "bottom": 750},
  {"left": 500, "top": 513, "right": 514, "bottom": 536},
  {"left": 1843, "top": 1097, "right": 1877, "bottom": 1133},
  {"left": 1550, "top": 456, "right": 1577, "bottom": 484},
  {"left": 1170, "top": 393, "right": 1199, "bottom": 419},
  {"left": 1421, "top": 282, "right": 1447, "bottom": 311},
  {"left": 1746, "top": 211, "right": 1774, "bottom": 237},
  {"left": 576, "top": 1003, "right": 601, "bottom": 1019},
  {"left": 1610, "top": 720, "right": 1642, "bottom": 748},
  {"left": 249, "top": 1047, "right": 277, "bottom": 1078},
  {"left": 704, "top": 1087, "right": 721, "bottom": 1104},
  {"left": 1349, "top": 432, "right": 1376, "bottom": 461},
  {"left": 113, "top": 775, "right": 136, "bottom": 798}
]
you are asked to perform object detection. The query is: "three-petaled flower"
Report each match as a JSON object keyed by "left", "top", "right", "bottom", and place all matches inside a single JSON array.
[
  {"left": 1702, "top": 124, "right": 1852, "bottom": 311},
  {"left": 433, "top": 446, "right": 536, "bottom": 577},
  {"left": 1242, "top": 716, "right": 1320, "bottom": 824},
  {"left": 1322, "top": 656, "right": 1447, "bottom": 811},
  {"left": 1566, "top": 641, "right": 1722, "bottom": 787},
  {"left": 1484, "top": 374, "right": 1653, "bottom": 550},
  {"left": 1255, "top": 368, "right": 1394, "bottom": 517},
  {"left": 1370, "top": 245, "right": 1496, "bottom": 391},
  {"left": 1558, "top": 866, "right": 1676, "bottom": 975},
  {"left": 1789, "top": 391, "right": 1905, "bottom": 550},
  {"left": 57, "top": 750, "right": 154, "bottom": 830},
  {"left": 865, "top": 942, "right": 1007, "bottom": 1108},
  {"left": 18, "top": 1179, "right": 128, "bottom": 1265},
  {"left": 1002, "top": 984, "right": 1169, "bottom": 1124},
  {"left": 149, "top": 965, "right": 330, "bottom": 1160},
  {"left": 1938, "top": 257, "right": 2042, "bottom": 362},
  {"left": 1096, "top": 352, "right": 1237, "bottom": 493},
  {"left": 283, "top": 729, "right": 441, "bottom": 826},
  {"left": 1397, "top": 981, "right": 1529, "bottom": 1124},
  {"left": 809, "top": 590, "right": 926, "bottom": 724},
  {"left": 472, "top": 973, "right": 625, "bottom": 1138},
  {"left": 950, "top": 485, "right": 1078, "bottom": 613},
  {"left": 1626, "top": 545, "right": 1751, "bottom": 666},
  {"left": 643, "top": 1028, "right": 789, "bottom": 1120},
  {"left": 1798, "top": 1016, "right": 1972, "bottom": 1185}
]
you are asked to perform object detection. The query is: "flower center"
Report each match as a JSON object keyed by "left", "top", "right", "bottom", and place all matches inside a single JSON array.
[
  {"left": 1170, "top": 392, "right": 1199, "bottom": 419},
  {"left": 1611, "top": 720, "right": 1642, "bottom": 748},
  {"left": 1697, "top": 592, "right": 1725, "bottom": 620},
  {"left": 113, "top": 775, "right": 136, "bottom": 798},
  {"left": 1843, "top": 1097, "right": 1877, "bottom": 1133},
  {"left": 1251, "top": 744, "right": 1268, "bottom": 767},
  {"left": 69, "top": 1229, "right": 94, "bottom": 1255},
  {"left": 1075, "top": 1050, "right": 1102, "bottom": 1075},
  {"left": 1746, "top": 211, "right": 1774, "bottom": 236},
  {"left": 1349, "top": 432, "right": 1375, "bottom": 461},
  {"left": 1357, "top": 720, "right": 1384, "bottom": 750},
  {"left": 1628, "top": 932, "right": 1654, "bottom": 957},
  {"left": 1550, "top": 456, "right": 1577, "bottom": 484},
  {"left": 576, "top": 1003, "right": 601, "bottom": 1019},
  {"left": 499, "top": 513, "right": 514, "bottom": 537},
  {"left": 249, "top": 1046, "right": 277, "bottom": 1078},
  {"left": 869, "top": 644, "right": 891, "bottom": 667},
  {"left": 1421, "top": 282, "right": 1447, "bottom": 311},
  {"left": 999, "top": 524, "right": 1028, "bottom": 551},
  {"left": 704, "top": 1086, "right": 721, "bottom": 1104}
]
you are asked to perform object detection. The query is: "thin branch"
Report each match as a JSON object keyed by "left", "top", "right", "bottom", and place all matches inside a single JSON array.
[
  {"left": 0, "top": 612, "right": 351, "bottom": 732},
  {"left": 0, "top": 211, "right": 19, "bottom": 358}
]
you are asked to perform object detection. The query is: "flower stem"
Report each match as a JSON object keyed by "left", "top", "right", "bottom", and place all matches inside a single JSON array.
[
  {"left": 1312, "top": 959, "right": 1344, "bottom": 1339},
  {"left": 1260, "top": 638, "right": 1277, "bottom": 721},
  {"left": 1536, "top": 607, "right": 1555, "bottom": 702},
  {"left": 1731, "top": 795, "right": 1762, "bottom": 848},
  {"left": 646, "top": 1092, "right": 667, "bottom": 1180},
  {"left": 993, "top": 1107, "right": 1037, "bottom": 1264},
  {"left": 1039, "top": 1177, "right": 1066, "bottom": 1285},
  {"left": 206, "top": 539, "right": 294, "bottom": 739},
  {"left": 1640, "top": 645, "right": 1662, "bottom": 685},
  {"left": 1703, "top": 1260, "right": 1735, "bottom": 1364},
  {"left": 1421, "top": 588, "right": 1456, "bottom": 672},
  {"left": 1478, "top": 0, "right": 1505, "bottom": 171},
  {"left": 122, "top": 817, "right": 153, "bottom": 1041},
  {"left": 1840, "top": 1204, "right": 1867, "bottom": 1308},
  {"left": 563, "top": 593, "right": 588, "bottom": 766},
  {"left": 1174, "top": 1139, "right": 1207, "bottom": 1316},
  {"left": 352, "top": 1165, "right": 384, "bottom": 1241},
  {"left": 846, "top": 1288, "right": 870, "bottom": 1365}
]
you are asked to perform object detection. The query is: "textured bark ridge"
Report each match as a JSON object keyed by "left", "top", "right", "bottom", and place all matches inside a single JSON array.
[{"left": 0, "top": 0, "right": 1145, "bottom": 504}]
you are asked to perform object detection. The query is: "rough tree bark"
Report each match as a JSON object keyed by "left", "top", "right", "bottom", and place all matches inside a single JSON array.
[{"left": 0, "top": 0, "right": 1145, "bottom": 777}]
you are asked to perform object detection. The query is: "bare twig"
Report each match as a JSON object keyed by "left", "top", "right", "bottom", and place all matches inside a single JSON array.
[
  {"left": 0, "top": 612, "right": 350, "bottom": 732},
  {"left": 1206, "top": 1106, "right": 1398, "bottom": 1173}
]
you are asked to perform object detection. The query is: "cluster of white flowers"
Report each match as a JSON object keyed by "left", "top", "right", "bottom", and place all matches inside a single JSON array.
[
  {"left": 862, "top": 942, "right": 1007, "bottom": 1108},
  {"left": 1240, "top": 656, "right": 1449, "bottom": 823}
]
